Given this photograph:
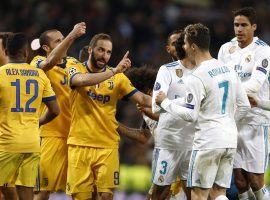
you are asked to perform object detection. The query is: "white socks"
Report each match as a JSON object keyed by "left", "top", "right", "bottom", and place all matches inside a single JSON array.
[
  {"left": 254, "top": 186, "right": 270, "bottom": 200},
  {"left": 215, "top": 195, "right": 229, "bottom": 200},
  {"left": 238, "top": 187, "right": 256, "bottom": 200}
]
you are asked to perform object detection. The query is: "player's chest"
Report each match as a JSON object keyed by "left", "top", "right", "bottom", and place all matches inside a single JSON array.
[
  {"left": 227, "top": 50, "right": 255, "bottom": 80},
  {"left": 168, "top": 69, "right": 187, "bottom": 99},
  {"left": 47, "top": 67, "right": 69, "bottom": 86}
]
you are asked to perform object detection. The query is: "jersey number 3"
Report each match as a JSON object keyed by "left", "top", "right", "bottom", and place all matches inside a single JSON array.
[
  {"left": 11, "top": 79, "right": 38, "bottom": 112},
  {"left": 218, "top": 80, "right": 229, "bottom": 114}
]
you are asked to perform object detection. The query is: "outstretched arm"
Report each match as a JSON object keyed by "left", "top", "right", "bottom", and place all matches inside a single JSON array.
[
  {"left": 117, "top": 122, "right": 151, "bottom": 144},
  {"left": 70, "top": 51, "right": 131, "bottom": 87}
]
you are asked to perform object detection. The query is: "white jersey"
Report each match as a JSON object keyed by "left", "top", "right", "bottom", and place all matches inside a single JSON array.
[
  {"left": 152, "top": 60, "right": 195, "bottom": 150},
  {"left": 160, "top": 59, "right": 250, "bottom": 150},
  {"left": 142, "top": 114, "right": 158, "bottom": 139},
  {"left": 218, "top": 37, "right": 270, "bottom": 125}
]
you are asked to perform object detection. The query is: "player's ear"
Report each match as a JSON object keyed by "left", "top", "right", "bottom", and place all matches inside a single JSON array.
[
  {"left": 88, "top": 46, "right": 92, "bottom": 54},
  {"left": 165, "top": 45, "right": 170, "bottom": 54},
  {"left": 42, "top": 44, "right": 50, "bottom": 53},
  {"left": 252, "top": 24, "right": 257, "bottom": 32}
]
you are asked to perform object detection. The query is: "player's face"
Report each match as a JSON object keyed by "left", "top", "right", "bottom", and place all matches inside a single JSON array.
[
  {"left": 47, "top": 31, "right": 64, "bottom": 52},
  {"left": 0, "top": 39, "right": 8, "bottom": 66},
  {"left": 89, "top": 39, "right": 112, "bottom": 69},
  {"left": 234, "top": 15, "right": 256, "bottom": 47},
  {"left": 183, "top": 35, "right": 195, "bottom": 62},
  {"left": 166, "top": 33, "right": 180, "bottom": 61}
]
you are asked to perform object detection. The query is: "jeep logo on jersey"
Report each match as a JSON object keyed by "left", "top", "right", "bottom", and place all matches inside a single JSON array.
[
  {"left": 154, "top": 82, "right": 161, "bottom": 91},
  {"left": 176, "top": 69, "right": 183, "bottom": 77},
  {"left": 68, "top": 67, "right": 77, "bottom": 76},
  {"left": 187, "top": 93, "right": 193, "bottom": 103},
  {"left": 262, "top": 59, "right": 268, "bottom": 68},
  {"left": 87, "top": 90, "right": 110, "bottom": 104}
]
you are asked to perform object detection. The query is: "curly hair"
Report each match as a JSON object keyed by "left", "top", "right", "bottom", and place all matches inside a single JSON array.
[{"left": 125, "top": 65, "right": 158, "bottom": 94}]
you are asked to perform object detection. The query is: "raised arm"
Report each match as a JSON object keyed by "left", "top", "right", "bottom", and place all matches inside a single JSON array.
[{"left": 39, "top": 22, "right": 86, "bottom": 71}]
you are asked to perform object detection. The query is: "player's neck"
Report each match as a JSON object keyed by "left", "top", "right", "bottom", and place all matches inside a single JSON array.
[
  {"left": 195, "top": 51, "right": 212, "bottom": 66},
  {"left": 87, "top": 60, "right": 105, "bottom": 73},
  {"left": 181, "top": 58, "right": 196, "bottom": 69},
  {"left": 9, "top": 57, "right": 26, "bottom": 63},
  {"left": 238, "top": 40, "right": 252, "bottom": 49}
]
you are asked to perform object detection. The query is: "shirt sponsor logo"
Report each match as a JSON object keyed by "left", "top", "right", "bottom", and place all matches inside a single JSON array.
[{"left": 87, "top": 90, "right": 110, "bottom": 104}]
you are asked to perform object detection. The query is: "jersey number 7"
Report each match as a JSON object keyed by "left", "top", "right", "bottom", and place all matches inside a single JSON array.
[{"left": 218, "top": 80, "right": 229, "bottom": 114}]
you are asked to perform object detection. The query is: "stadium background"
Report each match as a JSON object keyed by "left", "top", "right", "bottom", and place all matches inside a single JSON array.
[{"left": 1, "top": 0, "right": 270, "bottom": 198}]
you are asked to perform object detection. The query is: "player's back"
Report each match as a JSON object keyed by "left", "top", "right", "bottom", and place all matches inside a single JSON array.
[
  {"left": 190, "top": 58, "right": 242, "bottom": 149},
  {"left": 0, "top": 63, "right": 54, "bottom": 152}
]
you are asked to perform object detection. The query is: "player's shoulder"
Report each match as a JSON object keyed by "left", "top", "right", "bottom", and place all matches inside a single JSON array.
[
  {"left": 66, "top": 56, "right": 81, "bottom": 65},
  {"left": 253, "top": 37, "right": 270, "bottom": 54},
  {"left": 161, "top": 60, "right": 180, "bottom": 69},
  {"left": 220, "top": 37, "right": 238, "bottom": 51}
]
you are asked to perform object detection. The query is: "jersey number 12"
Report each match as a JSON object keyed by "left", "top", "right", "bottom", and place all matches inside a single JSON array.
[{"left": 11, "top": 79, "right": 39, "bottom": 112}]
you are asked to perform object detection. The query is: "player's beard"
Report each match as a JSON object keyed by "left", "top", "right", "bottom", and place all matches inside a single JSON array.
[{"left": 91, "top": 51, "right": 107, "bottom": 69}]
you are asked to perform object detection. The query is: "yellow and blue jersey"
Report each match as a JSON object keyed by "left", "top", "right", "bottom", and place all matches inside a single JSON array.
[
  {"left": 67, "top": 62, "right": 138, "bottom": 148},
  {"left": 30, "top": 56, "right": 76, "bottom": 138},
  {"left": 0, "top": 63, "right": 56, "bottom": 152}
]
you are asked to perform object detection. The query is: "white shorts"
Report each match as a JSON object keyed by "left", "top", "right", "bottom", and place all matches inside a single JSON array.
[
  {"left": 187, "top": 148, "right": 236, "bottom": 189},
  {"left": 152, "top": 148, "right": 191, "bottom": 186},
  {"left": 234, "top": 124, "right": 269, "bottom": 173}
]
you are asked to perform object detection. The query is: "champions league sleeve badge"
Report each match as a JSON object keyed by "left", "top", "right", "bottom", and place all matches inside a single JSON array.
[
  {"left": 262, "top": 59, "right": 268, "bottom": 68},
  {"left": 154, "top": 82, "right": 161, "bottom": 91},
  {"left": 68, "top": 67, "right": 77, "bottom": 76}
]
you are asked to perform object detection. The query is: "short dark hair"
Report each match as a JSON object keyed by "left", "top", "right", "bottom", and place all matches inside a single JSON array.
[
  {"left": 184, "top": 23, "right": 210, "bottom": 51},
  {"left": 89, "top": 33, "right": 112, "bottom": 48},
  {"left": 125, "top": 65, "right": 158, "bottom": 94},
  {"left": 7, "top": 33, "right": 29, "bottom": 57},
  {"left": 167, "top": 29, "right": 182, "bottom": 44},
  {"left": 78, "top": 45, "right": 89, "bottom": 62},
  {"left": 233, "top": 7, "right": 257, "bottom": 25},
  {"left": 174, "top": 30, "right": 185, "bottom": 60},
  {"left": 0, "top": 32, "right": 13, "bottom": 49},
  {"left": 39, "top": 29, "right": 59, "bottom": 46}
]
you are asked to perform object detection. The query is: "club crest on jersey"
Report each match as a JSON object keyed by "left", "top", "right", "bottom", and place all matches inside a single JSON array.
[
  {"left": 176, "top": 69, "right": 183, "bottom": 77},
  {"left": 229, "top": 46, "right": 236, "bottom": 54},
  {"left": 262, "top": 59, "right": 268, "bottom": 68},
  {"left": 68, "top": 67, "right": 77, "bottom": 76},
  {"left": 158, "top": 175, "right": 164, "bottom": 183},
  {"left": 187, "top": 93, "right": 193, "bottom": 103},
  {"left": 108, "top": 80, "right": 114, "bottom": 89},
  {"left": 245, "top": 55, "right": 251, "bottom": 63},
  {"left": 154, "top": 82, "right": 161, "bottom": 91}
]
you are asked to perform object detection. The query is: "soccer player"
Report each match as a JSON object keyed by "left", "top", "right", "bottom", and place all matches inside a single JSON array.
[
  {"left": 66, "top": 33, "right": 152, "bottom": 200},
  {"left": 0, "top": 33, "right": 59, "bottom": 200},
  {"left": 218, "top": 7, "right": 270, "bottom": 200},
  {"left": 151, "top": 29, "right": 195, "bottom": 200},
  {"left": 30, "top": 23, "right": 86, "bottom": 200},
  {"left": 156, "top": 23, "right": 251, "bottom": 200},
  {"left": 0, "top": 32, "right": 11, "bottom": 66}
]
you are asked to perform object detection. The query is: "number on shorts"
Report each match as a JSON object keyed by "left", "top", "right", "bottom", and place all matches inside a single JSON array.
[
  {"left": 114, "top": 171, "right": 119, "bottom": 185},
  {"left": 159, "top": 161, "right": 168, "bottom": 175}
]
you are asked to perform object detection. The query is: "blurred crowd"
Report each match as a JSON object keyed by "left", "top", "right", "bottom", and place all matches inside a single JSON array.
[{"left": 1, "top": 0, "right": 270, "bottom": 197}]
